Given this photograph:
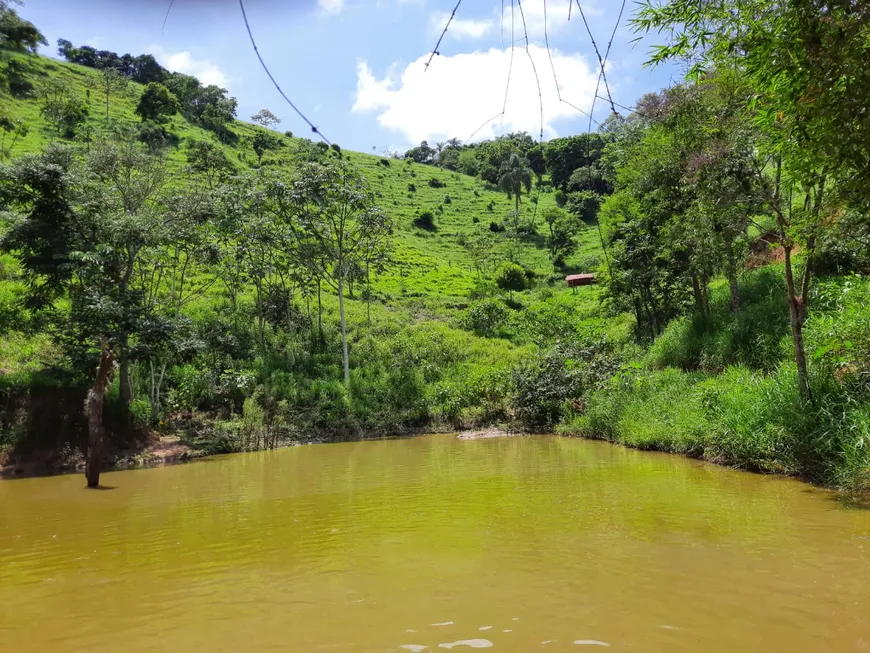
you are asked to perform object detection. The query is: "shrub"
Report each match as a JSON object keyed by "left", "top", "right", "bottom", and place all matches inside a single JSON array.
[
  {"left": 413, "top": 210, "right": 436, "bottom": 231},
  {"left": 462, "top": 298, "right": 510, "bottom": 337},
  {"left": 428, "top": 177, "right": 446, "bottom": 188},
  {"left": 444, "top": 195, "right": 452, "bottom": 204},
  {"left": 489, "top": 221, "right": 505, "bottom": 233},
  {"left": 408, "top": 183, "right": 416, "bottom": 192},
  {"left": 495, "top": 262, "right": 527, "bottom": 297}
]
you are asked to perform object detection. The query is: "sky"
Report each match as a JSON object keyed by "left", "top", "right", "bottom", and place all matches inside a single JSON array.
[{"left": 19, "top": 0, "right": 682, "bottom": 154}]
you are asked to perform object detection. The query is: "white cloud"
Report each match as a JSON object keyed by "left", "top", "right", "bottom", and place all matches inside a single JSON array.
[
  {"left": 353, "top": 45, "right": 600, "bottom": 144},
  {"left": 150, "top": 46, "right": 229, "bottom": 87},
  {"left": 499, "top": 0, "right": 604, "bottom": 41},
  {"left": 429, "top": 11, "right": 494, "bottom": 39},
  {"left": 318, "top": 0, "right": 344, "bottom": 14}
]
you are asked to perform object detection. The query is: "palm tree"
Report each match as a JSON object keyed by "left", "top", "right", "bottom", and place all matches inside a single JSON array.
[{"left": 498, "top": 152, "right": 533, "bottom": 216}]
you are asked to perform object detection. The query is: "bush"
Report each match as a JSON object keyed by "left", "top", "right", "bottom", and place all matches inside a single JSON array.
[
  {"left": 495, "top": 262, "right": 527, "bottom": 297},
  {"left": 413, "top": 210, "right": 436, "bottom": 231},
  {"left": 428, "top": 177, "right": 446, "bottom": 188},
  {"left": 379, "top": 158, "right": 391, "bottom": 167},
  {"left": 444, "top": 195, "right": 452, "bottom": 205},
  {"left": 408, "top": 183, "right": 416, "bottom": 192},
  {"left": 489, "top": 221, "right": 505, "bottom": 233},
  {"left": 462, "top": 298, "right": 510, "bottom": 337}
]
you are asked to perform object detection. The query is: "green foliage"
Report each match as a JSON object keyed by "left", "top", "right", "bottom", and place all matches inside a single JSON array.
[
  {"left": 495, "top": 261, "right": 527, "bottom": 297},
  {"left": 462, "top": 298, "right": 509, "bottom": 337},
  {"left": 0, "top": 4, "right": 47, "bottom": 53},
  {"left": 413, "top": 210, "right": 436, "bottom": 231},
  {"left": 37, "top": 80, "right": 88, "bottom": 136},
  {"left": 135, "top": 82, "right": 179, "bottom": 123}
]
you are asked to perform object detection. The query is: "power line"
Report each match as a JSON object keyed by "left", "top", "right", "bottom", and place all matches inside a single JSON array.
[
  {"left": 466, "top": 111, "right": 505, "bottom": 143},
  {"left": 499, "top": 0, "right": 516, "bottom": 132},
  {"left": 425, "top": 0, "right": 463, "bottom": 72},
  {"left": 542, "top": 0, "right": 600, "bottom": 127},
  {"left": 573, "top": 0, "right": 616, "bottom": 116},
  {"left": 162, "top": 0, "right": 176, "bottom": 34},
  {"left": 587, "top": 0, "right": 626, "bottom": 131},
  {"left": 516, "top": 0, "right": 543, "bottom": 143},
  {"left": 238, "top": 0, "right": 330, "bottom": 144}
]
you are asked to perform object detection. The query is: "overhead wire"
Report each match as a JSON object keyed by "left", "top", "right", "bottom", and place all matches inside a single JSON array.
[
  {"left": 542, "top": 0, "right": 601, "bottom": 127},
  {"left": 573, "top": 0, "right": 616, "bottom": 116},
  {"left": 238, "top": 0, "right": 330, "bottom": 143},
  {"left": 499, "top": 0, "right": 516, "bottom": 132},
  {"left": 517, "top": 0, "right": 544, "bottom": 226},
  {"left": 162, "top": 0, "right": 176, "bottom": 34},
  {"left": 586, "top": 0, "right": 626, "bottom": 131},
  {"left": 425, "top": 0, "right": 463, "bottom": 71}
]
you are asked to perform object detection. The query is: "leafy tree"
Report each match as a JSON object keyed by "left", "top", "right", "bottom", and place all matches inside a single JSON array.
[
  {"left": 495, "top": 261, "right": 527, "bottom": 299},
  {"left": 266, "top": 159, "right": 393, "bottom": 383},
  {"left": 92, "top": 67, "right": 128, "bottom": 120},
  {"left": 251, "top": 108, "right": 280, "bottom": 129},
  {"left": 457, "top": 149, "right": 479, "bottom": 176},
  {"left": 498, "top": 152, "right": 532, "bottom": 217},
  {"left": 0, "top": 113, "right": 27, "bottom": 159},
  {"left": 135, "top": 82, "right": 179, "bottom": 123},
  {"left": 542, "top": 207, "right": 576, "bottom": 264},
  {"left": 633, "top": 0, "right": 865, "bottom": 399},
  {"left": 250, "top": 130, "right": 279, "bottom": 165},
  {"left": 404, "top": 140, "right": 437, "bottom": 165},
  {"left": 37, "top": 80, "right": 88, "bottom": 137},
  {"left": 544, "top": 134, "right": 607, "bottom": 190},
  {"left": 186, "top": 139, "right": 234, "bottom": 189},
  {"left": 0, "top": 142, "right": 168, "bottom": 486},
  {"left": 0, "top": 4, "right": 46, "bottom": 52}
]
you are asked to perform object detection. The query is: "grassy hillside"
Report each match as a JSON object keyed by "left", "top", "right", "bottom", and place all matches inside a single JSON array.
[{"left": 0, "top": 50, "right": 602, "bottom": 305}]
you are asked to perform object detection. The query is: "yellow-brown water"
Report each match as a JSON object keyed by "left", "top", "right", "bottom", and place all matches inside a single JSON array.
[{"left": 2, "top": 435, "right": 869, "bottom": 652}]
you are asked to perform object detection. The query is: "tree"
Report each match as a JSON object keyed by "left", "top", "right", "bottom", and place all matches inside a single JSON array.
[
  {"left": 135, "top": 82, "right": 179, "bottom": 123},
  {"left": 93, "top": 67, "right": 128, "bottom": 120},
  {"left": 267, "top": 160, "right": 393, "bottom": 383},
  {"left": 0, "top": 143, "right": 167, "bottom": 486},
  {"left": 633, "top": 0, "right": 865, "bottom": 399},
  {"left": 544, "top": 134, "right": 607, "bottom": 190},
  {"left": 495, "top": 261, "right": 527, "bottom": 300},
  {"left": 404, "top": 140, "right": 437, "bottom": 165},
  {"left": 250, "top": 130, "right": 279, "bottom": 165},
  {"left": 251, "top": 108, "right": 280, "bottom": 130},
  {"left": 498, "top": 152, "right": 532, "bottom": 216},
  {"left": 542, "top": 207, "right": 576, "bottom": 264},
  {"left": 37, "top": 80, "right": 88, "bottom": 137},
  {"left": 0, "top": 4, "right": 47, "bottom": 52},
  {"left": 0, "top": 113, "right": 27, "bottom": 159},
  {"left": 186, "top": 139, "right": 234, "bottom": 189}
]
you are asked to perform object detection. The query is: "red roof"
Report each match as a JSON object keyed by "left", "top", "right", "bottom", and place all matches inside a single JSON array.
[{"left": 565, "top": 274, "right": 595, "bottom": 282}]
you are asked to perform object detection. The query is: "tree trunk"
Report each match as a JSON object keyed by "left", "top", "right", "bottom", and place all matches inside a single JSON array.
[
  {"left": 725, "top": 235, "right": 740, "bottom": 311},
  {"left": 691, "top": 274, "right": 704, "bottom": 315},
  {"left": 86, "top": 346, "right": 116, "bottom": 488},
  {"left": 118, "top": 335, "right": 132, "bottom": 415},
  {"left": 366, "top": 262, "right": 371, "bottom": 327},
  {"left": 317, "top": 279, "right": 323, "bottom": 345},
  {"left": 783, "top": 246, "right": 810, "bottom": 401},
  {"left": 338, "top": 276, "right": 350, "bottom": 384}
]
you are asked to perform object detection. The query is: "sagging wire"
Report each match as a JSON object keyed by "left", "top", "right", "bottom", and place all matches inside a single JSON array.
[
  {"left": 425, "top": 0, "right": 463, "bottom": 71},
  {"left": 573, "top": 0, "right": 616, "bottom": 116},
  {"left": 586, "top": 0, "right": 626, "bottom": 131},
  {"left": 239, "top": 0, "right": 330, "bottom": 143}
]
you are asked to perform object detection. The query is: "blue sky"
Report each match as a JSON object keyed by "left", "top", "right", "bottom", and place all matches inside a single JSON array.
[{"left": 21, "top": 0, "right": 681, "bottom": 154}]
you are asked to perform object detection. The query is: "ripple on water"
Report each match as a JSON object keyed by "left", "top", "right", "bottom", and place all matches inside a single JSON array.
[
  {"left": 400, "top": 646, "right": 428, "bottom": 652},
  {"left": 573, "top": 640, "right": 610, "bottom": 647},
  {"left": 438, "top": 640, "right": 493, "bottom": 649}
]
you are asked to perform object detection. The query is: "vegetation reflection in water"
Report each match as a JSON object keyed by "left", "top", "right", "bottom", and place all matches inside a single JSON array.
[{"left": 2, "top": 434, "right": 870, "bottom": 652}]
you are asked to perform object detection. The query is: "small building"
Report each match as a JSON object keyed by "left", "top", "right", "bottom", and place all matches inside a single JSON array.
[{"left": 565, "top": 273, "right": 596, "bottom": 288}]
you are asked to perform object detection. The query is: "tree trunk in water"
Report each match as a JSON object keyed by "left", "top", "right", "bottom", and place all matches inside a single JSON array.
[
  {"left": 86, "top": 346, "right": 116, "bottom": 488},
  {"left": 725, "top": 236, "right": 740, "bottom": 311},
  {"left": 338, "top": 276, "right": 350, "bottom": 384},
  {"left": 783, "top": 246, "right": 810, "bottom": 401}
]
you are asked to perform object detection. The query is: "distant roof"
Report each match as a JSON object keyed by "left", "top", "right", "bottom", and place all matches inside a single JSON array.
[{"left": 565, "top": 274, "right": 595, "bottom": 281}]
